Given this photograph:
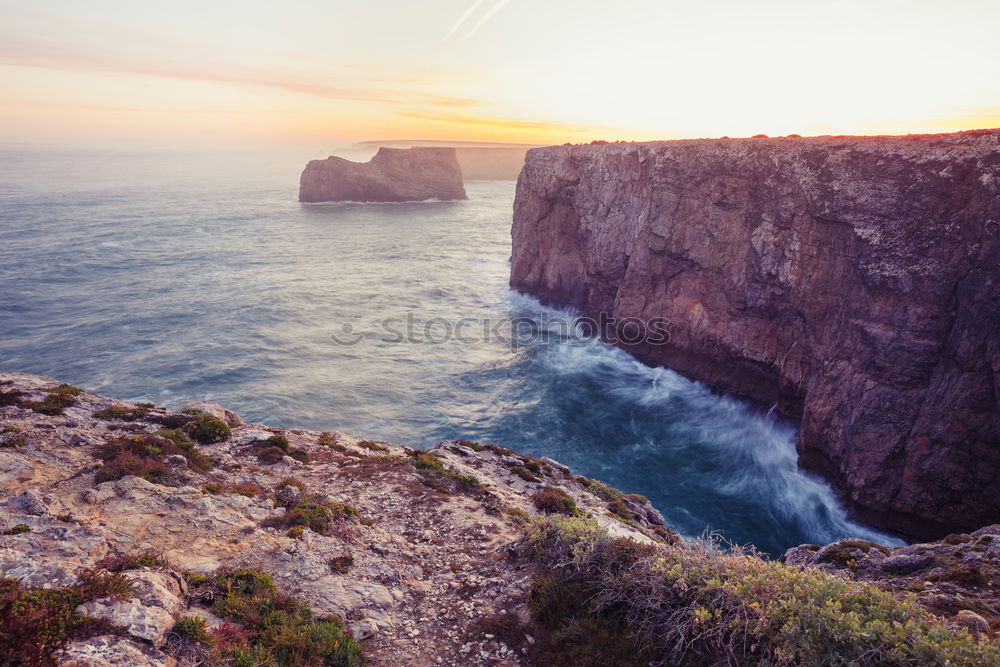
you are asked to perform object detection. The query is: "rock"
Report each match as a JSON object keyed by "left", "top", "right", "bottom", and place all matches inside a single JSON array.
[
  {"left": 75, "top": 571, "right": 185, "bottom": 647},
  {"left": 0, "top": 452, "right": 34, "bottom": 486},
  {"left": 59, "top": 634, "right": 177, "bottom": 667},
  {"left": 180, "top": 400, "right": 241, "bottom": 427},
  {"left": 510, "top": 129, "right": 1000, "bottom": 539},
  {"left": 954, "top": 610, "right": 990, "bottom": 635},
  {"left": 5, "top": 489, "right": 49, "bottom": 515},
  {"left": 881, "top": 553, "right": 935, "bottom": 575},
  {"left": 299, "top": 147, "right": 467, "bottom": 203}
]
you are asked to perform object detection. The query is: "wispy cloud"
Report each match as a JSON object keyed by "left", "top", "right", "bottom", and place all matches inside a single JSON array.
[
  {"left": 395, "top": 110, "right": 634, "bottom": 139},
  {"left": 0, "top": 40, "right": 484, "bottom": 108},
  {"left": 460, "top": 0, "right": 512, "bottom": 42},
  {"left": 442, "top": 0, "right": 488, "bottom": 42},
  {"left": 442, "top": 0, "right": 512, "bottom": 43}
]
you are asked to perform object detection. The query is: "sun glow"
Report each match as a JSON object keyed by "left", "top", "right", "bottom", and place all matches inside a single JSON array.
[{"left": 1, "top": 0, "right": 998, "bottom": 149}]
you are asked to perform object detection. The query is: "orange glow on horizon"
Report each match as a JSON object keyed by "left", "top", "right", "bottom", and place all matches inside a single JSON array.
[{"left": 1, "top": 1, "right": 999, "bottom": 149}]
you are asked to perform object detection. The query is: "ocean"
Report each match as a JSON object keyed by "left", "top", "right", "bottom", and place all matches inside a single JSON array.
[{"left": 0, "top": 148, "right": 898, "bottom": 556}]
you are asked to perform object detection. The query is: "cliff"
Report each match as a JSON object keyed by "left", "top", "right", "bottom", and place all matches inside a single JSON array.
[
  {"left": 299, "top": 147, "right": 467, "bottom": 203},
  {"left": 510, "top": 129, "right": 1000, "bottom": 540},
  {"left": 1, "top": 373, "right": 996, "bottom": 665}
]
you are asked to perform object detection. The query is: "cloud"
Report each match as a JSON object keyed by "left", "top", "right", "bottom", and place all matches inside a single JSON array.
[
  {"left": 0, "top": 40, "right": 484, "bottom": 109},
  {"left": 459, "top": 0, "right": 512, "bottom": 42},
  {"left": 442, "top": 0, "right": 488, "bottom": 42},
  {"left": 395, "top": 110, "right": 634, "bottom": 139}
]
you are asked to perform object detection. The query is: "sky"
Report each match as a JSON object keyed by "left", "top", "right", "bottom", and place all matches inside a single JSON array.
[{"left": 1, "top": 0, "right": 999, "bottom": 149}]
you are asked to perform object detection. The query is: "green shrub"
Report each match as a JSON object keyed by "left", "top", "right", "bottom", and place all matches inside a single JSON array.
[
  {"left": 95, "top": 550, "right": 164, "bottom": 572},
  {"left": 185, "top": 568, "right": 363, "bottom": 666},
  {"left": 94, "top": 433, "right": 211, "bottom": 483},
  {"left": 157, "top": 428, "right": 212, "bottom": 472},
  {"left": 0, "top": 570, "right": 133, "bottom": 666},
  {"left": 173, "top": 615, "right": 210, "bottom": 643},
  {"left": 511, "top": 466, "right": 540, "bottom": 483},
  {"left": 184, "top": 414, "right": 230, "bottom": 444},
  {"left": 522, "top": 517, "right": 1000, "bottom": 666},
  {"left": 265, "top": 488, "right": 358, "bottom": 536},
  {"left": 0, "top": 390, "right": 24, "bottom": 407},
  {"left": 356, "top": 440, "right": 388, "bottom": 452},
  {"left": 93, "top": 405, "right": 149, "bottom": 421},
  {"left": 266, "top": 434, "right": 290, "bottom": 451},
  {"left": 531, "top": 486, "right": 578, "bottom": 515},
  {"left": 329, "top": 555, "right": 354, "bottom": 574},
  {"left": 26, "top": 393, "right": 77, "bottom": 416},
  {"left": 2, "top": 524, "right": 30, "bottom": 536},
  {"left": 256, "top": 446, "right": 287, "bottom": 464}
]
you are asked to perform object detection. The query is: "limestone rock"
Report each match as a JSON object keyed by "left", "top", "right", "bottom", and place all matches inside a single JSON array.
[
  {"left": 299, "top": 147, "right": 467, "bottom": 203},
  {"left": 510, "top": 129, "right": 1000, "bottom": 539},
  {"left": 75, "top": 571, "right": 185, "bottom": 647},
  {"left": 59, "top": 634, "right": 177, "bottom": 667}
]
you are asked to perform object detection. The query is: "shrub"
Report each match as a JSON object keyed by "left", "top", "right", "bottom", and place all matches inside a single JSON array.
[
  {"left": 521, "top": 517, "right": 1000, "bottom": 666},
  {"left": 185, "top": 568, "right": 364, "bottom": 666},
  {"left": 26, "top": 393, "right": 77, "bottom": 416},
  {"left": 818, "top": 539, "right": 891, "bottom": 567},
  {"left": 409, "top": 451, "right": 484, "bottom": 496},
  {"left": 356, "top": 440, "right": 388, "bottom": 452},
  {"left": 329, "top": 555, "right": 354, "bottom": 574},
  {"left": 93, "top": 405, "right": 149, "bottom": 421},
  {"left": 0, "top": 390, "right": 24, "bottom": 407},
  {"left": 531, "top": 487, "right": 578, "bottom": 515},
  {"left": 288, "top": 449, "right": 310, "bottom": 463},
  {"left": 94, "top": 433, "right": 211, "bottom": 483},
  {"left": 265, "top": 486, "right": 359, "bottom": 536},
  {"left": 2, "top": 524, "right": 30, "bottom": 536},
  {"left": 256, "top": 446, "right": 287, "bottom": 464},
  {"left": 95, "top": 550, "right": 164, "bottom": 572},
  {"left": 0, "top": 570, "right": 134, "bottom": 666},
  {"left": 183, "top": 414, "right": 230, "bottom": 444},
  {"left": 0, "top": 430, "right": 27, "bottom": 448},
  {"left": 157, "top": 428, "right": 213, "bottom": 472},
  {"left": 512, "top": 466, "right": 540, "bottom": 483},
  {"left": 317, "top": 432, "right": 337, "bottom": 447},
  {"left": 173, "top": 615, "right": 210, "bottom": 643},
  {"left": 266, "top": 434, "right": 290, "bottom": 451},
  {"left": 286, "top": 526, "right": 305, "bottom": 540}
]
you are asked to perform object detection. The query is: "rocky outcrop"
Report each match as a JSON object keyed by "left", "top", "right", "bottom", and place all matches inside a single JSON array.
[
  {"left": 299, "top": 147, "right": 467, "bottom": 202},
  {"left": 0, "top": 372, "right": 668, "bottom": 666},
  {"left": 510, "top": 130, "right": 1000, "bottom": 540},
  {"left": 782, "top": 525, "right": 1000, "bottom": 629}
]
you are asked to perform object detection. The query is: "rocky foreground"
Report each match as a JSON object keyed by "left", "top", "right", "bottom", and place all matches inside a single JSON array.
[
  {"left": 1, "top": 372, "right": 997, "bottom": 665},
  {"left": 511, "top": 129, "right": 1000, "bottom": 540}
]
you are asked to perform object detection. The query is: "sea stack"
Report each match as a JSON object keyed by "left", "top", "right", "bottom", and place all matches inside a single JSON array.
[
  {"left": 510, "top": 129, "right": 1000, "bottom": 540},
  {"left": 299, "top": 147, "right": 467, "bottom": 203}
]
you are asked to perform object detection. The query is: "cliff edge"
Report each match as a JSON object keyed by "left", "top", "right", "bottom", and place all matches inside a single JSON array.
[
  {"left": 510, "top": 129, "right": 1000, "bottom": 540},
  {"left": 1, "top": 373, "right": 996, "bottom": 665},
  {"left": 299, "top": 147, "right": 467, "bottom": 203}
]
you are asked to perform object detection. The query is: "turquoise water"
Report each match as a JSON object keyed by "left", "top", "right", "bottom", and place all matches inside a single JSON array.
[{"left": 0, "top": 149, "right": 897, "bottom": 556}]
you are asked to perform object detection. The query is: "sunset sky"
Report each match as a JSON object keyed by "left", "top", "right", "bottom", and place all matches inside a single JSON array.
[{"left": 2, "top": 0, "right": 999, "bottom": 149}]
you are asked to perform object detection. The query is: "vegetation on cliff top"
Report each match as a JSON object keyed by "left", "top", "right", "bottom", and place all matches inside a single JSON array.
[
  {"left": 182, "top": 568, "right": 363, "bottom": 666},
  {"left": 520, "top": 517, "right": 999, "bottom": 666}
]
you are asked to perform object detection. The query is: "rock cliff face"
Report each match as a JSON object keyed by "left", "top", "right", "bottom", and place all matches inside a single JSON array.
[
  {"left": 299, "top": 147, "right": 467, "bottom": 202},
  {"left": 510, "top": 130, "right": 1000, "bottom": 540}
]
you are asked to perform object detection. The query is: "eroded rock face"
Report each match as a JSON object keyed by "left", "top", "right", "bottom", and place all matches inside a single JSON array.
[
  {"left": 510, "top": 129, "right": 1000, "bottom": 539},
  {"left": 299, "top": 147, "right": 467, "bottom": 202}
]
